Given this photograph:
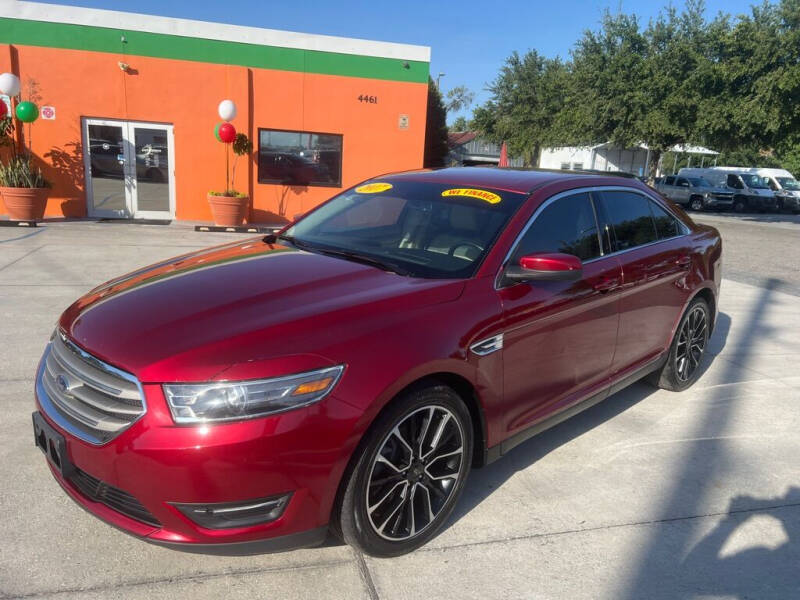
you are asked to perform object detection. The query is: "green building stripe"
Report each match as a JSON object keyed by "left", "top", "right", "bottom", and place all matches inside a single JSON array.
[{"left": 0, "top": 17, "right": 429, "bottom": 83}]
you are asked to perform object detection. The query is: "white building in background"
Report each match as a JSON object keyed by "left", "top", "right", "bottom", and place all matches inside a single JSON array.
[{"left": 538, "top": 143, "right": 719, "bottom": 177}]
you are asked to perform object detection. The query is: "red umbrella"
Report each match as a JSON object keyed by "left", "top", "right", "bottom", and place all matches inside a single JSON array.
[{"left": 498, "top": 141, "right": 508, "bottom": 167}]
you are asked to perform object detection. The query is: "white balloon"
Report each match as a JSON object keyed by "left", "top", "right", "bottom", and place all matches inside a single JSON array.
[
  {"left": 218, "top": 99, "right": 237, "bottom": 121},
  {"left": 0, "top": 72, "right": 21, "bottom": 97}
]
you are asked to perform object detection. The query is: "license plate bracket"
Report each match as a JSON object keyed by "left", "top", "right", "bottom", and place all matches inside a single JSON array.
[{"left": 32, "top": 411, "right": 75, "bottom": 477}]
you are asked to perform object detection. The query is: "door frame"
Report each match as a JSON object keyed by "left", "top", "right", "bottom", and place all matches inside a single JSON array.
[{"left": 82, "top": 117, "right": 176, "bottom": 219}]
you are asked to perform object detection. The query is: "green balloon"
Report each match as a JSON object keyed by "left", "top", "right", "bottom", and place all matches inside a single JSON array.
[
  {"left": 16, "top": 101, "right": 38, "bottom": 123},
  {"left": 214, "top": 121, "right": 223, "bottom": 142}
]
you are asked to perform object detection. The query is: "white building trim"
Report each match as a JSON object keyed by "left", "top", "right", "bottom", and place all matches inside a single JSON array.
[{"left": 3, "top": 1, "right": 431, "bottom": 62}]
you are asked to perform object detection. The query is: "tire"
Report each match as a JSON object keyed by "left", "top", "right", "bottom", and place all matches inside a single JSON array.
[
  {"left": 690, "top": 196, "right": 704, "bottom": 211},
  {"left": 336, "top": 384, "right": 473, "bottom": 557},
  {"left": 648, "top": 297, "right": 710, "bottom": 392},
  {"left": 733, "top": 196, "right": 747, "bottom": 213}
]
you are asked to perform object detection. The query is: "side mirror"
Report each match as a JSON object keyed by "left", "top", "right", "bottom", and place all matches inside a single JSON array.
[{"left": 505, "top": 253, "right": 583, "bottom": 283}]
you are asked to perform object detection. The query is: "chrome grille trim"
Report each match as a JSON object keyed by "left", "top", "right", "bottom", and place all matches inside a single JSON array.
[{"left": 36, "top": 332, "right": 146, "bottom": 445}]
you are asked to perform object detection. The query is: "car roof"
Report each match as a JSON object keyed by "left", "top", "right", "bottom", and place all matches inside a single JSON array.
[{"left": 375, "top": 167, "right": 639, "bottom": 194}]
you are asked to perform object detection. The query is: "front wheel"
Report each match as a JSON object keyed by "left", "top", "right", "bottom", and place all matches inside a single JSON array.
[
  {"left": 690, "top": 196, "right": 704, "bottom": 211},
  {"left": 733, "top": 196, "right": 747, "bottom": 213},
  {"left": 648, "top": 297, "right": 710, "bottom": 392},
  {"left": 336, "top": 385, "right": 473, "bottom": 557}
]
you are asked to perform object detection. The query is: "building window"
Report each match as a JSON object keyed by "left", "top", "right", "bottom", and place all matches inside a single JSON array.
[
  {"left": 258, "top": 129, "right": 342, "bottom": 187},
  {"left": 572, "top": 162, "right": 583, "bottom": 170},
  {"left": 560, "top": 162, "right": 570, "bottom": 170}
]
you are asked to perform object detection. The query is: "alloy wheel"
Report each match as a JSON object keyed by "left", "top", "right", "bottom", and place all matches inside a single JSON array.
[
  {"left": 675, "top": 305, "right": 708, "bottom": 382},
  {"left": 365, "top": 405, "right": 466, "bottom": 541}
]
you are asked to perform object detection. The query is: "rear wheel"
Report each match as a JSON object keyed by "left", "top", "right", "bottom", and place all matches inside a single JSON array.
[
  {"left": 648, "top": 297, "right": 710, "bottom": 392},
  {"left": 336, "top": 385, "right": 472, "bottom": 557}
]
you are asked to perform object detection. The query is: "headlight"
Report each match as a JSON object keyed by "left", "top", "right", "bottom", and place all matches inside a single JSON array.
[{"left": 164, "top": 365, "right": 344, "bottom": 423}]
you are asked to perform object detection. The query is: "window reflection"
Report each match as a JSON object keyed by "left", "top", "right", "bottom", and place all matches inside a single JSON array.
[{"left": 258, "top": 129, "right": 342, "bottom": 187}]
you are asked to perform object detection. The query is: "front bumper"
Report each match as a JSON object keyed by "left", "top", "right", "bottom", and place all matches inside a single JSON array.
[
  {"left": 704, "top": 195, "right": 734, "bottom": 208},
  {"left": 778, "top": 194, "right": 800, "bottom": 210},
  {"left": 33, "top": 374, "right": 358, "bottom": 552}
]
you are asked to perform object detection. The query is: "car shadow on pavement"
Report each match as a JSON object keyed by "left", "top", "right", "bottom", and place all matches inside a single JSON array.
[{"left": 449, "top": 310, "right": 732, "bottom": 530}]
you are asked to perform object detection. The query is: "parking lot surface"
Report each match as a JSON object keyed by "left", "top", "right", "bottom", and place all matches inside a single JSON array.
[{"left": 1, "top": 219, "right": 799, "bottom": 599}]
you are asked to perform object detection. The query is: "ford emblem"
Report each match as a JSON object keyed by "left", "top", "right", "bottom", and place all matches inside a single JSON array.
[{"left": 56, "top": 373, "right": 71, "bottom": 394}]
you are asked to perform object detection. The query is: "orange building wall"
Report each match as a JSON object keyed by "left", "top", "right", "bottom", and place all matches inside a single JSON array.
[{"left": 0, "top": 43, "right": 428, "bottom": 222}]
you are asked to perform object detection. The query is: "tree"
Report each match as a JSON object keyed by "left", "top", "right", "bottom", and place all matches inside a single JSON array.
[
  {"left": 444, "top": 86, "right": 475, "bottom": 114},
  {"left": 472, "top": 50, "right": 570, "bottom": 166},
  {"left": 450, "top": 116, "right": 469, "bottom": 132},
  {"left": 423, "top": 77, "right": 449, "bottom": 168}
]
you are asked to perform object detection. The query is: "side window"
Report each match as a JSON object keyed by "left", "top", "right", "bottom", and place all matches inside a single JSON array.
[
  {"left": 664, "top": 176, "right": 676, "bottom": 186},
  {"left": 649, "top": 200, "right": 683, "bottom": 239},
  {"left": 601, "top": 191, "right": 658, "bottom": 251},
  {"left": 676, "top": 177, "right": 689, "bottom": 187},
  {"left": 727, "top": 174, "right": 743, "bottom": 189},
  {"left": 512, "top": 193, "right": 601, "bottom": 262}
]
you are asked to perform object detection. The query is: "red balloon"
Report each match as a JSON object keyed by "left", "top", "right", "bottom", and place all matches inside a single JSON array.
[
  {"left": 218, "top": 122, "right": 236, "bottom": 144},
  {"left": 0, "top": 101, "right": 7, "bottom": 119}
]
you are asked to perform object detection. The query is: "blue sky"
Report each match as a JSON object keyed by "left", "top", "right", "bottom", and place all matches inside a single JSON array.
[{"left": 37, "top": 0, "right": 759, "bottom": 123}]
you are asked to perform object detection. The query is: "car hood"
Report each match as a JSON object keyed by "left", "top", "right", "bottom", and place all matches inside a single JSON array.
[{"left": 60, "top": 239, "right": 465, "bottom": 382}]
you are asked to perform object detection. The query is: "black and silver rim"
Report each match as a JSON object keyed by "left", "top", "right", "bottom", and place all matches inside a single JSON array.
[
  {"left": 691, "top": 199, "right": 703, "bottom": 211},
  {"left": 675, "top": 305, "right": 707, "bottom": 382},
  {"left": 365, "top": 405, "right": 466, "bottom": 541}
]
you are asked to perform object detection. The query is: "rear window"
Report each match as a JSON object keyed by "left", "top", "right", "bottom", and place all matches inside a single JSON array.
[{"left": 600, "top": 191, "right": 659, "bottom": 250}]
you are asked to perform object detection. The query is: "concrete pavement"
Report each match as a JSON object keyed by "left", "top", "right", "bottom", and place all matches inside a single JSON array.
[{"left": 1, "top": 220, "right": 798, "bottom": 599}]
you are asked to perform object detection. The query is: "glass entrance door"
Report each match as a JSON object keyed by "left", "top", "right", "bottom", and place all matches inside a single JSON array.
[{"left": 83, "top": 119, "right": 175, "bottom": 219}]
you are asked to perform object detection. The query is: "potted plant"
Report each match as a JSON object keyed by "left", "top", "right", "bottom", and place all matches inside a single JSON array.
[
  {"left": 207, "top": 110, "right": 253, "bottom": 226},
  {"left": 0, "top": 76, "right": 50, "bottom": 221}
]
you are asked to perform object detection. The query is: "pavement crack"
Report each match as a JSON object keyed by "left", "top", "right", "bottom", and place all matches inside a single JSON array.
[
  {"left": 424, "top": 501, "right": 800, "bottom": 554},
  {"left": 353, "top": 550, "right": 380, "bottom": 600},
  {"left": 0, "top": 245, "right": 46, "bottom": 273},
  {"left": 6, "top": 558, "right": 353, "bottom": 599}
]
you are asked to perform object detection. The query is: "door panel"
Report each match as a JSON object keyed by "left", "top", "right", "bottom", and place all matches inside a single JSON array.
[
  {"left": 611, "top": 238, "right": 691, "bottom": 372},
  {"left": 500, "top": 257, "right": 621, "bottom": 434},
  {"left": 497, "top": 191, "right": 621, "bottom": 437},
  {"left": 131, "top": 126, "right": 171, "bottom": 216},
  {"left": 597, "top": 190, "right": 692, "bottom": 373},
  {"left": 86, "top": 123, "right": 129, "bottom": 218}
]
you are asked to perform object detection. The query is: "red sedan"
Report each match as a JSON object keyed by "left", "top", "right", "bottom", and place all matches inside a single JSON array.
[{"left": 32, "top": 168, "right": 721, "bottom": 557}]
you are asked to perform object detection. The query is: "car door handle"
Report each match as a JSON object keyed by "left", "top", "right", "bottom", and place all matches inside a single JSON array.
[
  {"left": 676, "top": 255, "right": 692, "bottom": 268},
  {"left": 592, "top": 276, "right": 620, "bottom": 292}
]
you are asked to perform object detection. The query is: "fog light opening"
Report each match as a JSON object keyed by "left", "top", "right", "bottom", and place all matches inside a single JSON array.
[{"left": 172, "top": 492, "right": 292, "bottom": 529}]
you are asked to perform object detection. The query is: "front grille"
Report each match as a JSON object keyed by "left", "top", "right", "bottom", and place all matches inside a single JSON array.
[
  {"left": 69, "top": 468, "right": 161, "bottom": 527},
  {"left": 38, "top": 332, "right": 145, "bottom": 444}
]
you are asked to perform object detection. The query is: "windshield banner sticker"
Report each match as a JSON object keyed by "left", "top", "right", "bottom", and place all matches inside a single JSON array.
[
  {"left": 355, "top": 182, "right": 393, "bottom": 194},
  {"left": 442, "top": 188, "right": 501, "bottom": 204}
]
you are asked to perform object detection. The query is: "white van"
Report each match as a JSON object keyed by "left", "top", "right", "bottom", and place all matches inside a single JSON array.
[
  {"left": 753, "top": 168, "right": 800, "bottom": 212},
  {"left": 678, "top": 167, "right": 778, "bottom": 212}
]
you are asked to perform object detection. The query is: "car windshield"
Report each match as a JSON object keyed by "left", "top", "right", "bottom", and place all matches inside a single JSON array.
[
  {"left": 776, "top": 177, "right": 800, "bottom": 190},
  {"left": 282, "top": 180, "right": 528, "bottom": 279},
  {"left": 687, "top": 178, "right": 711, "bottom": 187},
  {"left": 740, "top": 174, "right": 770, "bottom": 189}
]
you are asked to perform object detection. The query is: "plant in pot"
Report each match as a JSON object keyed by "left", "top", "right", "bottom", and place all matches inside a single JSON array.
[
  {"left": 207, "top": 100, "right": 253, "bottom": 227},
  {"left": 0, "top": 74, "right": 50, "bottom": 221}
]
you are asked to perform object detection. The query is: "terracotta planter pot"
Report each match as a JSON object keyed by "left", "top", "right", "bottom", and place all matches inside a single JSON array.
[
  {"left": 0, "top": 187, "right": 49, "bottom": 221},
  {"left": 207, "top": 193, "right": 249, "bottom": 227}
]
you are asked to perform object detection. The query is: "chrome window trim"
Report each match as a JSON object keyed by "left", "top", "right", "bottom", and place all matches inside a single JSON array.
[
  {"left": 495, "top": 185, "right": 690, "bottom": 289},
  {"left": 36, "top": 333, "right": 147, "bottom": 446}
]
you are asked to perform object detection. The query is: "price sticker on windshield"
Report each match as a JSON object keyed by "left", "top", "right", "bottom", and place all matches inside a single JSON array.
[
  {"left": 355, "top": 182, "right": 393, "bottom": 194},
  {"left": 442, "top": 188, "right": 501, "bottom": 204}
]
